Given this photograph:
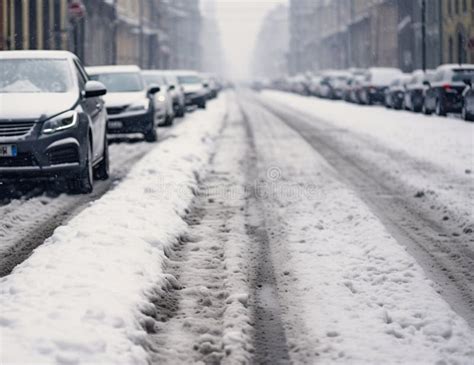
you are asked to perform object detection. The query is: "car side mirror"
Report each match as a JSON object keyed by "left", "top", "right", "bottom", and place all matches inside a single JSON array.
[
  {"left": 148, "top": 85, "right": 161, "bottom": 94},
  {"left": 168, "top": 85, "right": 175, "bottom": 91},
  {"left": 423, "top": 80, "right": 431, "bottom": 87},
  {"left": 84, "top": 81, "right": 107, "bottom": 98}
]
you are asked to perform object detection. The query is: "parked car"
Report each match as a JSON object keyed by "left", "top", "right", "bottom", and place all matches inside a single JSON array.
[
  {"left": 87, "top": 65, "right": 160, "bottom": 142},
  {"left": 350, "top": 75, "right": 367, "bottom": 104},
  {"left": 142, "top": 70, "right": 175, "bottom": 127},
  {"left": 320, "top": 71, "right": 352, "bottom": 99},
  {"left": 360, "top": 68, "right": 403, "bottom": 105},
  {"left": 423, "top": 64, "right": 474, "bottom": 116},
  {"left": 161, "top": 71, "right": 186, "bottom": 117},
  {"left": 461, "top": 78, "right": 474, "bottom": 121},
  {"left": 0, "top": 51, "right": 109, "bottom": 194},
  {"left": 384, "top": 74, "right": 411, "bottom": 109},
  {"left": 202, "top": 73, "right": 221, "bottom": 99},
  {"left": 172, "top": 70, "right": 208, "bottom": 109},
  {"left": 404, "top": 70, "right": 434, "bottom": 113}
]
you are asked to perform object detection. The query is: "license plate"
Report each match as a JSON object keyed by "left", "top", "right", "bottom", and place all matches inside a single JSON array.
[
  {"left": 0, "top": 145, "right": 17, "bottom": 157},
  {"left": 108, "top": 121, "right": 123, "bottom": 129}
]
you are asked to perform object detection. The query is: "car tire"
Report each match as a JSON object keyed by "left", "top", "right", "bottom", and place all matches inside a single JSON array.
[
  {"left": 94, "top": 135, "right": 109, "bottom": 181},
  {"left": 435, "top": 99, "right": 447, "bottom": 116},
  {"left": 177, "top": 105, "right": 185, "bottom": 117},
  {"left": 462, "top": 104, "right": 474, "bottom": 122},
  {"left": 144, "top": 126, "right": 157, "bottom": 142},
  {"left": 68, "top": 139, "right": 94, "bottom": 194},
  {"left": 198, "top": 101, "right": 206, "bottom": 109}
]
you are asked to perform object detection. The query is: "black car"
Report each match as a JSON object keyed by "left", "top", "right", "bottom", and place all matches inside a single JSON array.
[
  {"left": 404, "top": 70, "right": 434, "bottom": 113},
  {"left": 87, "top": 65, "right": 161, "bottom": 142},
  {"left": 0, "top": 51, "right": 109, "bottom": 194},
  {"left": 461, "top": 79, "right": 474, "bottom": 121},
  {"left": 360, "top": 68, "right": 403, "bottom": 105},
  {"left": 423, "top": 64, "right": 474, "bottom": 116}
]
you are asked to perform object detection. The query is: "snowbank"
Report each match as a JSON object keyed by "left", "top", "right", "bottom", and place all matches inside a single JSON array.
[{"left": 0, "top": 96, "right": 227, "bottom": 364}]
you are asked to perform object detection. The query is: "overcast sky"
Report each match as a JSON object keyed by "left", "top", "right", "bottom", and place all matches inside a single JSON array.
[{"left": 202, "top": 0, "right": 288, "bottom": 80}]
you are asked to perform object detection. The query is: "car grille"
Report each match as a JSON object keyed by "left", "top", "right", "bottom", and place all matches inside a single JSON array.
[
  {"left": 0, "top": 153, "right": 36, "bottom": 167},
  {"left": 107, "top": 106, "right": 128, "bottom": 115},
  {"left": 48, "top": 147, "right": 79, "bottom": 165},
  {"left": 0, "top": 121, "right": 36, "bottom": 137}
]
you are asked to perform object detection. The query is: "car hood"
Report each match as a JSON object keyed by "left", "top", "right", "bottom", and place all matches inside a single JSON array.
[
  {"left": 182, "top": 84, "right": 204, "bottom": 93},
  {"left": 0, "top": 92, "right": 79, "bottom": 121},
  {"left": 103, "top": 92, "right": 147, "bottom": 107}
]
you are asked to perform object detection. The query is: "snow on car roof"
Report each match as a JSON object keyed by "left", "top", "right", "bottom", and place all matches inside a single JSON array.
[
  {"left": 0, "top": 50, "right": 75, "bottom": 59},
  {"left": 86, "top": 65, "right": 141, "bottom": 74}
]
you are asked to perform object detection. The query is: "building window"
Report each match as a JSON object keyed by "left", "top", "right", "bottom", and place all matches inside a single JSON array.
[
  {"left": 463, "top": 0, "right": 468, "bottom": 12},
  {"left": 455, "top": 0, "right": 460, "bottom": 13},
  {"left": 449, "top": 36, "right": 454, "bottom": 62}
]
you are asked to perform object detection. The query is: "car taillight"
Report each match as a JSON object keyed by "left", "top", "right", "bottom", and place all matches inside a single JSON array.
[{"left": 442, "top": 84, "right": 453, "bottom": 91}]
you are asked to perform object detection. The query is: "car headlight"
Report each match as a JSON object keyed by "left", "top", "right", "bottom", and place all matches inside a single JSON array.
[
  {"left": 126, "top": 99, "right": 150, "bottom": 113},
  {"left": 42, "top": 110, "right": 78, "bottom": 135},
  {"left": 157, "top": 95, "right": 166, "bottom": 103}
]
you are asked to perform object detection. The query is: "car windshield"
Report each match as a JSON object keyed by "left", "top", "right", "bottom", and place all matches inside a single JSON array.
[
  {"left": 451, "top": 69, "right": 474, "bottom": 82},
  {"left": 177, "top": 75, "right": 202, "bottom": 84},
  {"left": 142, "top": 73, "right": 166, "bottom": 86},
  {"left": 89, "top": 72, "right": 144, "bottom": 92},
  {"left": 0, "top": 58, "right": 73, "bottom": 93}
]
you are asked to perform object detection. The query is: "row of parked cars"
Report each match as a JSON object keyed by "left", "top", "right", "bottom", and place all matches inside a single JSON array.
[
  {"left": 0, "top": 50, "right": 222, "bottom": 194},
  {"left": 267, "top": 64, "right": 474, "bottom": 121}
]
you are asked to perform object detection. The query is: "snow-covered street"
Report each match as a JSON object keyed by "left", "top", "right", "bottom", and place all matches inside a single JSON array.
[{"left": 1, "top": 91, "right": 474, "bottom": 364}]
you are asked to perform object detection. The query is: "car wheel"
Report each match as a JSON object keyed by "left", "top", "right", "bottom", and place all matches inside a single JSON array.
[
  {"left": 422, "top": 102, "right": 432, "bottom": 115},
  {"left": 462, "top": 104, "right": 474, "bottom": 122},
  {"left": 68, "top": 139, "right": 93, "bottom": 194},
  {"left": 177, "top": 105, "right": 185, "bottom": 117},
  {"left": 94, "top": 135, "right": 110, "bottom": 181},
  {"left": 435, "top": 99, "right": 447, "bottom": 116},
  {"left": 198, "top": 101, "right": 206, "bottom": 109}
]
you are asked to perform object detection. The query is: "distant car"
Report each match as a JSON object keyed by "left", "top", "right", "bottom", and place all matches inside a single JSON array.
[
  {"left": 423, "top": 64, "right": 474, "bottom": 116},
  {"left": 0, "top": 51, "right": 109, "bottom": 194},
  {"left": 320, "top": 71, "right": 351, "bottom": 99},
  {"left": 461, "top": 78, "right": 474, "bottom": 121},
  {"left": 404, "top": 70, "right": 434, "bottom": 113},
  {"left": 350, "top": 75, "right": 366, "bottom": 104},
  {"left": 384, "top": 74, "right": 411, "bottom": 110},
  {"left": 172, "top": 71, "right": 208, "bottom": 109},
  {"left": 142, "top": 70, "right": 175, "bottom": 127},
  {"left": 160, "top": 71, "right": 186, "bottom": 118},
  {"left": 202, "top": 73, "right": 221, "bottom": 99},
  {"left": 87, "top": 65, "right": 161, "bottom": 142},
  {"left": 360, "top": 68, "right": 403, "bottom": 105}
]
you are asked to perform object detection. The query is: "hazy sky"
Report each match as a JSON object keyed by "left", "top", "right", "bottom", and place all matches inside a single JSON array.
[{"left": 202, "top": 0, "right": 288, "bottom": 79}]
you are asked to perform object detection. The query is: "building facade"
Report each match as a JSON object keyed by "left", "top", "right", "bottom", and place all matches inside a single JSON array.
[
  {"left": 442, "top": 0, "right": 474, "bottom": 64},
  {"left": 0, "top": 0, "right": 205, "bottom": 70}
]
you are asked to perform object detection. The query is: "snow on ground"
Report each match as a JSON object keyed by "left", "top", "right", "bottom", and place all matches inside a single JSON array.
[
  {"left": 242, "top": 98, "right": 474, "bottom": 364},
  {"left": 261, "top": 90, "right": 474, "bottom": 175},
  {"left": 0, "top": 141, "right": 153, "bottom": 260},
  {"left": 0, "top": 96, "right": 227, "bottom": 365},
  {"left": 260, "top": 91, "right": 474, "bottom": 248},
  {"left": 147, "top": 99, "right": 254, "bottom": 364}
]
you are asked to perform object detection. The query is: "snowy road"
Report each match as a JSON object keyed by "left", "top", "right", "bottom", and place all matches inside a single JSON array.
[
  {"left": 1, "top": 91, "right": 474, "bottom": 364},
  {"left": 253, "top": 91, "right": 474, "bottom": 326}
]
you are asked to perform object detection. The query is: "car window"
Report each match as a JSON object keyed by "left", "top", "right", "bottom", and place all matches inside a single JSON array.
[
  {"left": 74, "top": 62, "right": 87, "bottom": 89},
  {"left": 0, "top": 58, "right": 74, "bottom": 93},
  {"left": 89, "top": 72, "right": 144, "bottom": 92}
]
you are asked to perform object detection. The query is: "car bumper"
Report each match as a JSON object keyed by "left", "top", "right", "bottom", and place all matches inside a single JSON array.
[
  {"left": 185, "top": 93, "right": 206, "bottom": 106},
  {"left": 0, "top": 123, "right": 86, "bottom": 180},
  {"left": 107, "top": 109, "right": 154, "bottom": 134}
]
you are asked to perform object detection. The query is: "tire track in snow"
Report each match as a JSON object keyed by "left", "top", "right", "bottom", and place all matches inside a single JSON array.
[{"left": 252, "top": 95, "right": 474, "bottom": 327}]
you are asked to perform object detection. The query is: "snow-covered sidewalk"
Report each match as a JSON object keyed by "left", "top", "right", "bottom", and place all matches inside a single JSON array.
[{"left": 0, "top": 96, "right": 228, "bottom": 364}]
